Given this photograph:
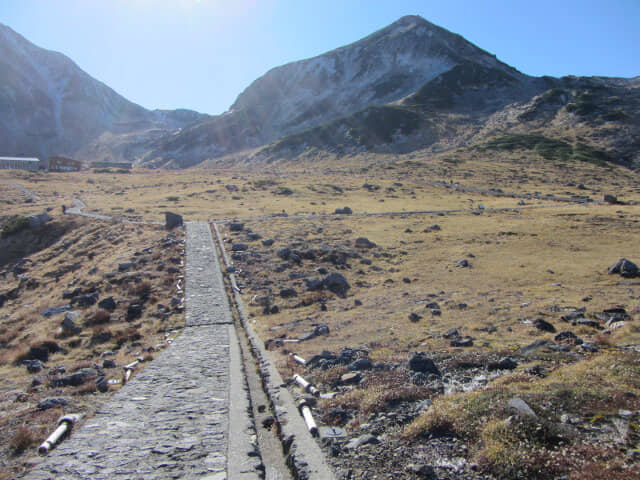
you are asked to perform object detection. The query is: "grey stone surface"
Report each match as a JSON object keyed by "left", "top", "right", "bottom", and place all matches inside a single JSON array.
[{"left": 26, "top": 222, "right": 260, "bottom": 480}]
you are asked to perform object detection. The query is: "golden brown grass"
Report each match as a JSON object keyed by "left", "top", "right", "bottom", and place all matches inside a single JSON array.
[{"left": 1, "top": 146, "right": 638, "bottom": 478}]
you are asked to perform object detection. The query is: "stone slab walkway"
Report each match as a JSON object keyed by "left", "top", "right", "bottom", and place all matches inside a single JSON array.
[{"left": 26, "top": 222, "right": 261, "bottom": 479}]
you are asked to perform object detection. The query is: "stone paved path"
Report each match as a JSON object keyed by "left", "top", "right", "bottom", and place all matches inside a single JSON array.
[{"left": 26, "top": 222, "right": 261, "bottom": 480}]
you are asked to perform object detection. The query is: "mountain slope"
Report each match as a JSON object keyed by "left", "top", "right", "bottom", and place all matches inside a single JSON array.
[
  {"left": 0, "top": 24, "right": 207, "bottom": 161},
  {"left": 138, "top": 15, "right": 528, "bottom": 167}
]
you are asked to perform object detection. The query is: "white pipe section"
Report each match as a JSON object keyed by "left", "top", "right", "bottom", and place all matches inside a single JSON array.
[
  {"left": 298, "top": 401, "right": 318, "bottom": 437},
  {"left": 38, "top": 414, "right": 81, "bottom": 455},
  {"left": 291, "top": 354, "right": 307, "bottom": 366},
  {"left": 293, "top": 374, "right": 319, "bottom": 396},
  {"left": 123, "top": 360, "right": 139, "bottom": 384}
]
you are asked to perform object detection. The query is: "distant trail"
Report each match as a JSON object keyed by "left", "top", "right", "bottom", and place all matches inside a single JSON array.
[
  {"left": 4, "top": 181, "right": 40, "bottom": 201},
  {"left": 66, "top": 198, "right": 161, "bottom": 224}
]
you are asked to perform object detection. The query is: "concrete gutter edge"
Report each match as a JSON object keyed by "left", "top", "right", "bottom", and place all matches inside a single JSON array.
[{"left": 212, "top": 223, "right": 336, "bottom": 480}]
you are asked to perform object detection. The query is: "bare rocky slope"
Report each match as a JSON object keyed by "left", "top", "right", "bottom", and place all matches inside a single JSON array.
[
  {"left": 138, "top": 15, "right": 533, "bottom": 168},
  {"left": 2, "top": 16, "right": 638, "bottom": 169},
  {"left": 138, "top": 16, "right": 640, "bottom": 170},
  {"left": 0, "top": 24, "right": 207, "bottom": 162}
]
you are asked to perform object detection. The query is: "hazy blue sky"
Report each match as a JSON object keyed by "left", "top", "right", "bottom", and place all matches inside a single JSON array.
[{"left": 2, "top": 0, "right": 638, "bottom": 114}]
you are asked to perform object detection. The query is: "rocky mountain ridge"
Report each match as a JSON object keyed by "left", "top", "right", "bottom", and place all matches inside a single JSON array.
[
  {"left": 1, "top": 16, "right": 637, "bottom": 169},
  {"left": 0, "top": 23, "right": 207, "bottom": 161}
]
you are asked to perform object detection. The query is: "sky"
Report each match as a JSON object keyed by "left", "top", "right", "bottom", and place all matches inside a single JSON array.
[{"left": 1, "top": 0, "right": 639, "bottom": 115}]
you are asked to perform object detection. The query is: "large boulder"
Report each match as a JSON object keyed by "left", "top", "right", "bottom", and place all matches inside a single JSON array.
[
  {"left": 608, "top": 258, "right": 638, "bottom": 277},
  {"left": 70, "top": 292, "right": 99, "bottom": 307},
  {"left": 98, "top": 296, "right": 116, "bottom": 311},
  {"left": 322, "top": 273, "right": 350, "bottom": 298},
  {"left": 165, "top": 212, "right": 183, "bottom": 229},
  {"left": 51, "top": 368, "right": 98, "bottom": 387},
  {"left": 355, "top": 237, "right": 376, "bottom": 249},
  {"left": 61, "top": 311, "right": 82, "bottom": 335},
  {"left": 408, "top": 353, "right": 440, "bottom": 376}
]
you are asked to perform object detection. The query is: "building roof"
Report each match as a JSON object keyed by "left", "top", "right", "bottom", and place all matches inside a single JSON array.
[{"left": 0, "top": 156, "right": 40, "bottom": 162}]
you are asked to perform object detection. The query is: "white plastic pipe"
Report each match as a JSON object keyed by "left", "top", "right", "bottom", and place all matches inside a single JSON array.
[
  {"left": 291, "top": 354, "right": 307, "bottom": 366},
  {"left": 38, "top": 414, "right": 81, "bottom": 455},
  {"left": 293, "top": 374, "right": 319, "bottom": 396},
  {"left": 123, "top": 360, "right": 139, "bottom": 384},
  {"left": 298, "top": 401, "right": 318, "bottom": 437}
]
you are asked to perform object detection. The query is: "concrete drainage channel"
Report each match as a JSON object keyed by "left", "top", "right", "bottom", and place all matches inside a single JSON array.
[{"left": 212, "top": 223, "right": 336, "bottom": 480}]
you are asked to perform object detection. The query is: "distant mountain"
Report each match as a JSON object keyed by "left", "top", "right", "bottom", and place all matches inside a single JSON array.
[
  {"left": 2, "top": 17, "right": 637, "bottom": 170},
  {"left": 0, "top": 23, "right": 207, "bottom": 161},
  {"left": 138, "top": 15, "right": 532, "bottom": 167}
]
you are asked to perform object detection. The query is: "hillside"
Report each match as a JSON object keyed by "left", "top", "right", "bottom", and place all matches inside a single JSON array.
[
  {"left": 137, "top": 16, "right": 530, "bottom": 168},
  {"left": 0, "top": 24, "right": 207, "bottom": 162}
]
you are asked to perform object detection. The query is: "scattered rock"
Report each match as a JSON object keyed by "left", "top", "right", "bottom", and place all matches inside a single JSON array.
[
  {"left": 488, "top": 357, "right": 518, "bottom": 371},
  {"left": 98, "top": 296, "right": 117, "bottom": 311},
  {"left": 61, "top": 312, "right": 82, "bottom": 335},
  {"left": 345, "top": 433, "right": 379, "bottom": 449},
  {"left": 455, "top": 259, "right": 470, "bottom": 268},
  {"left": 355, "top": 237, "right": 376, "bottom": 249},
  {"left": 508, "top": 397, "right": 537, "bottom": 417},
  {"left": 409, "top": 312, "right": 422, "bottom": 322},
  {"left": 576, "top": 318, "right": 602, "bottom": 329},
  {"left": 277, "top": 248, "right": 292, "bottom": 260},
  {"left": 262, "top": 238, "right": 274, "bottom": 247},
  {"left": 554, "top": 331, "right": 583, "bottom": 346},
  {"left": 23, "top": 359, "right": 44, "bottom": 373},
  {"left": 533, "top": 318, "right": 556, "bottom": 333},
  {"left": 334, "top": 206, "right": 353, "bottom": 215},
  {"left": 603, "top": 194, "right": 620, "bottom": 204},
  {"left": 51, "top": 368, "right": 98, "bottom": 387},
  {"left": 27, "top": 346, "right": 50, "bottom": 363},
  {"left": 519, "top": 340, "right": 559, "bottom": 356},
  {"left": 349, "top": 358, "right": 372, "bottom": 371},
  {"left": 165, "top": 212, "right": 183, "bottom": 229},
  {"left": 102, "top": 359, "right": 117, "bottom": 369},
  {"left": 38, "top": 397, "right": 68, "bottom": 411},
  {"left": 229, "top": 222, "right": 244, "bottom": 232},
  {"left": 443, "top": 328, "right": 459, "bottom": 339},
  {"left": 41, "top": 305, "right": 71, "bottom": 318},
  {"left": 608, "top": 258, "right": 638, "bottom": 277},
  {"left": 126, "top": 304, "right": 143, "bottom": 321},
  {"left": 406, "top": 464, "right": 437, "bottom": 479},
  {"left": 322, "top": 273, "right": 350, "bottom": 298},
  {"left": 424, "top": 225, "right": 441, "bottom": 233},
  {"left": 70, "top": 292, "right": 99, "bottom": 307},
  {"left": 118, "top": 262, "right": 136, "bottom": 272},
  {"left": 95, "top": 376, "right": 109, "bottom": 393},
  {"left": 62, "top": 288, "right": 81, "bottom": 300},
  {"left": 561, "top": 311, "right": 585, "bottom": 323},
  {"left": 340, "top": 372, "right": 361, "bottom": 385},
  {"left": 450, "top": 337, "right": 474, "bottom": 347},
  {"left": 408, "top": 353, "right": 440, "bottom": 376},
  {"left": 279, "top": 288, "right": 297, "bottom": 298},
  {"left": 231, "top": 243, "right": 248, "bottom": 252}
]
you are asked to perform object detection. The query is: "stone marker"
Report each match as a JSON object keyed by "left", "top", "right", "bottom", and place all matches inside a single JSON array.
[{"left": 165, "top": 211, "right": 183, "bottom": 229}]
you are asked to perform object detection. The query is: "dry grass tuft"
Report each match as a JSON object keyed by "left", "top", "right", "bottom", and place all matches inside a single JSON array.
[
  {"left": 9, "top": 425, "right": 37, "bottom": 454},
  {"left": 85, "top": 309, "right": 111, "bottom": 326}
]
